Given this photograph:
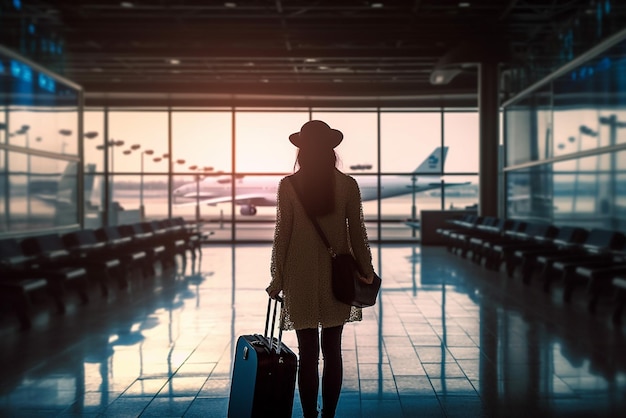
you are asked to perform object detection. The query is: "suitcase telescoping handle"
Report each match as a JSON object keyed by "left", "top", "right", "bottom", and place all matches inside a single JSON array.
[{"left": 264, "top": 295, "right": 284, "bottom": 354}]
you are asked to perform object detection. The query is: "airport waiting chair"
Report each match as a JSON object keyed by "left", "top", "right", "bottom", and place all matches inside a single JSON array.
[
  {"left": 463, "top": 217, "right": 515, "bottom": 264},
  {"left": 483, "top": 222, "right": 558, "bottom": 276},
  {"left": 572, "top": 263, "right": 626, "bottom": 314},
  {"left": 0, "top": 240, "right": 51, "bottom": 330},
  {"left": 446, "top": 216, "right": 494, "bottom": 257},
  {"left": 61, "top": 229, "right": 126, "bottom": 294},
  {"left": 435, "top": 214, "right": 480, "bottom": 250},
  {"left": 20, "top": 233, "right": 109, "bottom": 300},
  {"left": 146, "top": 220, "right": 188, "bottom": 271},
  {"left": 94, "top": 226, "right": 149, "bottom": 282},
  {"left": 0, "top": 274, "right": 49, "bottom": 330},
  {"left": 117, "top": 222, "right": 167, "bottom": 276},
  {"left": 611, "top": 277, "right": 626, "bottom": 324},
  {"left": 474, "top": 219, "right": 530, "bottom": 271},
  {"left": 0, "top": 237, "right": 87, "bottom": 315},
  {"left": 535, "top": 228, "right": 626, "bottom": 293},
  {"left": 169, "top": 217, "right": 204, "bottom": 262},
  {"left": 511, "top": 226, "right": 589, "bottom": 285}
]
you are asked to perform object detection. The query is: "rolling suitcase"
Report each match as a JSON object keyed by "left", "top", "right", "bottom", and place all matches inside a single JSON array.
[{"left": 228, "top": 296, "right": 297, "bottom": 417}]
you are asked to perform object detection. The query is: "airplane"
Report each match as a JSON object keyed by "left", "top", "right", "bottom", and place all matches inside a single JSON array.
[
  {"left": 172, "top": 146, "right": 472, "bottom": 216},
  {"left": 28, "top": 162, "right": 97, "bottom": 208}
]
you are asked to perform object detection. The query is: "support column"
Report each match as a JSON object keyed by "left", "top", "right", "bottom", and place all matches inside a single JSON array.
[{"left": 479, "top": 60, "right": 500, "bottom": 217}]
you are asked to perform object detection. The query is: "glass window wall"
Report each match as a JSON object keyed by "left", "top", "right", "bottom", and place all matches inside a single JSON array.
[
  {"left": 503, "top": 30, "right": 626, "bottom": 232},
  {"left": 0, "top": 45, "right": 81, "bottom": 235},
  {"left": 82, "top": 107, "right": 479, "bottom": 242}
]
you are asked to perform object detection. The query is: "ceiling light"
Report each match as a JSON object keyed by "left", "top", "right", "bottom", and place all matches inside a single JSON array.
[
  {"left": 260, "top": 78, "right": 269, "bottom": 83},
  {"left": 371, "top": 2, "right": 383, "bottom": 8},
  {"left": 169, "top": 59, "right": 180, "bottom": 65},
  {"left": 304, "top": 58, "right": 318, "bottom": 63},
  {"left": 318, "top": 66, "right": 329, "bottom": 70},
  {"left": 224, "top": 2, "right": 236, "bottom": 7},
  {"left": 458, "top": 2, "right": 470, "bottom": 7},
  {"left": 430, "top": 68, "right": 463, "bottom": 85},
  {"left": 120, "top": 2, "right": 134, "bottom": 8}
]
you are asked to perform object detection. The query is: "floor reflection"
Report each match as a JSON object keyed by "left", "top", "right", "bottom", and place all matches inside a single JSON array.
[{"left": 0, "top": 244, "right": 624, "bottom": 417}]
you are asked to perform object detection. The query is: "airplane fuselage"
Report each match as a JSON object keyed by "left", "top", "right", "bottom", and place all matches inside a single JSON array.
[
  {"left": 172, "top": 147, "right": 466, "bottom": 215},
  {"left": 174, "top": 174, "right": 451, "bottom": 207}
]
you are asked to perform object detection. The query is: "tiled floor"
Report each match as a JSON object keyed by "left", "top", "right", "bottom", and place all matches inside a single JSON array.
[{"left": 1, "top": 244, "right": 625, "bottom": 417}]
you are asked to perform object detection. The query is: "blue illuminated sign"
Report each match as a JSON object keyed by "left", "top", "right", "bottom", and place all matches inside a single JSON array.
[
  {"left": 10, "top": 60, "right": 32, "bottom": 83},
  {"left": 38, "top": 73, "right": 56, "bottom": 93}
]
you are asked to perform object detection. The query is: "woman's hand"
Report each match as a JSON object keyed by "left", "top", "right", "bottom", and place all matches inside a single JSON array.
[
  {"left": 359, "top": 273, "right": 375, "bottom": 285},
  {"left": 266, "top": 286, "right": 282, "bottom": 299}
]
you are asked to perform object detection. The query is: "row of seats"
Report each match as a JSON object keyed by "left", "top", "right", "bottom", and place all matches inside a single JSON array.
[
  {"left": 0, "top": 217, "right": 204, "bottom": 330},
  {"left": 436, "top": 214, "right": 626, "bottom": 324}
]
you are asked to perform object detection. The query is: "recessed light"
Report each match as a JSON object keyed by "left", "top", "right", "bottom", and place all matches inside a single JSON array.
[
  {"left": 169, "top": 59, "right": 180, "bottom": 65},
  {"left": 458, "top": 2, "right": 470, "bottom": 7},
  {"left": 318, "top": 66, "right": 329, "bottom": 70},
  {"left": 224, "top": 2, "right": 236, "bottom": 7},
  {"left": 304, "top": 58, "right": 318, "bottom": 63},
  {"left": 120, "top": 2, "right": 134, "bottom": 8},
  {"left": 371, "top": 2, "right": 383, "bottom": 8}
]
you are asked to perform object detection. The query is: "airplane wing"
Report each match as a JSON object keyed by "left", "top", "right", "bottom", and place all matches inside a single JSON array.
[
  {"left": 174, "top": 192, "right": 276, "bottom": 207},
  {"left": 404, "top": 181, "right": 471, "bottom": 190},
  {"left": 440, "top": 181, "right": 471, "bottom": 187},
  {"left": 178, "top": 191, "right": 223, "bottom": 199}
]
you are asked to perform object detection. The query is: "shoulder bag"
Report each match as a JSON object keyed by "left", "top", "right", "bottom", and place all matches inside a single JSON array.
[{"left": 289, "top": 178, "right": 381, "bottom": 307}]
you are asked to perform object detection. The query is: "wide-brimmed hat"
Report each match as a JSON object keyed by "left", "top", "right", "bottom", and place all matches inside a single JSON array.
[{"left": 289, "top": 120, "right": 343, "bottom": 149}]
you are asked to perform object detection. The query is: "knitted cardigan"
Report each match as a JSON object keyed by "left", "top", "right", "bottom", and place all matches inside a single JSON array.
[{"left": 268, "top": 170, "right": 375, "bottom": 330}]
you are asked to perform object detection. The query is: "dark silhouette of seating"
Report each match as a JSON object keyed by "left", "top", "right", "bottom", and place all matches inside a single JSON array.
[
  {"left": 0, "top": 237, "right": 88, "bottom": 315},
  {"left": 534, "top": 228, "right": 626, "bottom": 293},
  {"left": 510, "top": 226, "right": 589, "bottom": 285},
  {"left": 484, "top": 222, "right": 559, "bottom": 276},
  {"left": 94, "top": 225, "right": 149, "bottom": 281},
  {"left": 0, "top": 272, "right": 48, "bottom": 330},
  {"left": 61, "top": 229, "right": 125, "bottom": 295}
]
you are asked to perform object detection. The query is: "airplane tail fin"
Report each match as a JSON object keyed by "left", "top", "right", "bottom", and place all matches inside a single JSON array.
[
  {"left": 413, "top": 146, "right": 448, "bottom": 173},
  {"left": 57, "top": 162, "right": 78, "bottom": 193}
]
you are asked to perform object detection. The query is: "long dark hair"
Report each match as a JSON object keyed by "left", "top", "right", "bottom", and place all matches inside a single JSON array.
[{"left": 293, "top": 145, "right": 337, "bottom": 216}]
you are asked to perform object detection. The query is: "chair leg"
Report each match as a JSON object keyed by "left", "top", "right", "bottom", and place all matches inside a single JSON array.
[
  {"left": 47, "top": 281, "right": 67, "bottom": 314},
  {"left": 612, "top": 289, "right": 625, "bottom": 324},
  {"left": 12, "top": 290, "right": 33, "bottom": 330}
]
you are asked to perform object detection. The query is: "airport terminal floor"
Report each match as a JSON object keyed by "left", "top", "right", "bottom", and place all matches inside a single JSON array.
[{"left": 1, "top": 243, "right": 625, "bottom": 417}]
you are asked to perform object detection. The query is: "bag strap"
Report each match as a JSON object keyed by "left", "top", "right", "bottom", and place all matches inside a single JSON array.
[{"left": 288, "top": 177, "right": 337, "bottom": 258}]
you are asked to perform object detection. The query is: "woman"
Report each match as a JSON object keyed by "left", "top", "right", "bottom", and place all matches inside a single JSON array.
[{"left": 266, "top": 120, "right": 375, "bottom": 418}]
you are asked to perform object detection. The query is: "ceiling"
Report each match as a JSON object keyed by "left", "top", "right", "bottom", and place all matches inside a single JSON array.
[{"left": 5, "top": 0, "right": 621, "bottom": 106}]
